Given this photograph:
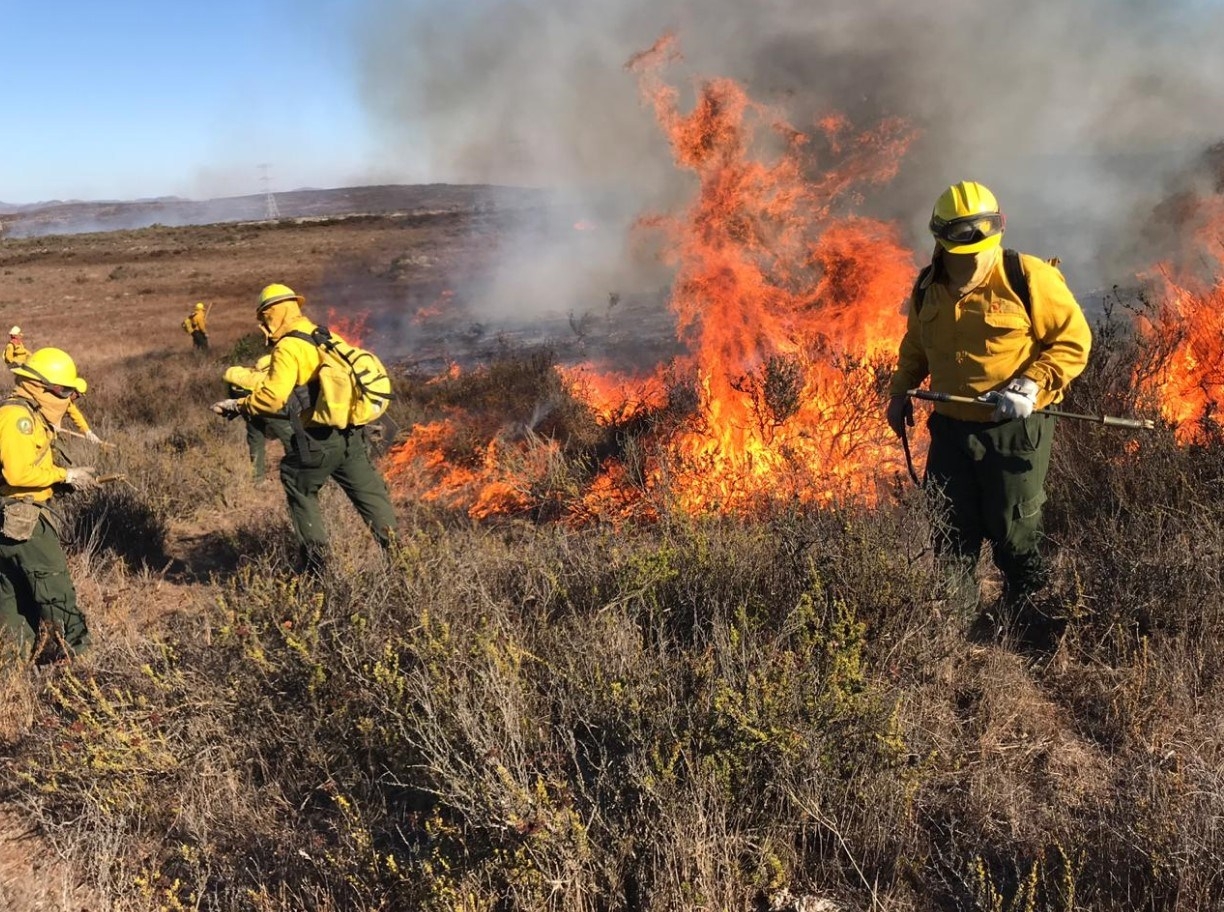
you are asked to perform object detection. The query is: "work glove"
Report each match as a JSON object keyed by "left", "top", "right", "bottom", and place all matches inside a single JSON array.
[
  {"left": 84, "top": 430, "right": 102, "bottom": 445},
  {"left": 211, "top": 399, "right": 241, "bottom": 419},
  {"left": 64, "top": 466, "right": 98, "bottom": 491},
  {"left": 886, "top": 394, "right": 914, "bottom": 438},
  {"left": 977, "top": 376, "right": 1039, "bottom": 421}
]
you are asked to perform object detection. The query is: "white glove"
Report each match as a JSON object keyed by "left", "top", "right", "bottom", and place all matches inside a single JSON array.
[
  {"left": 84, "top": 430, "right": 102, "bottom": 445},
  {"left": 977, "top": 377, "right": 1038, "bottom": 420},
  {"left": 64, "top": 466, "right": 98, "bottom": 490},
  {"left": 211, "top": 399, "right": 241, "bottom": 418}
]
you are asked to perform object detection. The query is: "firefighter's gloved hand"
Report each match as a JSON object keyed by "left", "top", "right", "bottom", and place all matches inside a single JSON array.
[
  {"left": 211, "top": 399, "right": 241, "bottom": 419},
  {"left": 978, "top": 377, "right": 1038, "bottom": 420},
  {"left": 64, "top": 466, "right": 98, "bottom": 491},
  {"left": 886, "top": 394, "right": 914, "bottom": 438},
  {"left": 84, "top": 430, "right": 102, "bottom": 445}
]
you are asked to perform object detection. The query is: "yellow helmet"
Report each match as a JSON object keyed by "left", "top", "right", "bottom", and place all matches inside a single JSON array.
[
  {"left": 929, "top": 181, "right": 1005, "bottom": 254},
  {"left": 12, "top": 347, "right": 87, "bottom": 395},
  {"left": 194, "top": 302, "right": 206, "bottom": 311},
  {"left": 255, "top": 354, "right": 272, "bottom": 371},
  {"left": 257, "top": 283, "right": 304, "bottom": 314}
]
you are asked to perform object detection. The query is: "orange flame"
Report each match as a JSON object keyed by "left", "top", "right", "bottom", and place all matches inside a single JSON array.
[
  {"left": 1136, "top": 191, "right": 1224, "bottom": 440},
  {"left": 325, "top": 308, "right": 370, "bottom": 346},
  {"left": 389, "top": 34, "right": 919, "bottom": 521}
]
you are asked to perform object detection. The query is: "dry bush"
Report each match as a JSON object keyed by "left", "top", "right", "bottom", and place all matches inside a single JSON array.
[{"left": 4, "top": 311, "right": 1224, "bottom": 912}]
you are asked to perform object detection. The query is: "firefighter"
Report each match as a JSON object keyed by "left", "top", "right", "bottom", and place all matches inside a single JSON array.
[
  {"left": 0, "top": 348, "right": 96, "bottom": 658},
  {"left": 3, "top": 327, "right": 28, "bottom": 367},
  {"left": 886, "top": 181, "right": 1092, "bottom": 637},
  {"left": 183, "top": 302, "right": 209, "bottom": 351},
  {"left": 210, "top": 284, "right": 397, "bottom": 571},
  {"left": 3, "top": 327, "right": 101, "bottom": 444},
  {"left": 223, "top": 354, "right": 292, "bottom": 482}
]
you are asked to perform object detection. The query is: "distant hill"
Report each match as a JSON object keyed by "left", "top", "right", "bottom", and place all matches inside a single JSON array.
[{"left": 0, "top": 184, "right": 543, "bottom": 238}]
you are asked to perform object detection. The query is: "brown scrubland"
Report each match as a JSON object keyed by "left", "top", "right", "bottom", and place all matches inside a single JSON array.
[{"left": 0, "top": 209, "right": 1222, "bottom": 911}]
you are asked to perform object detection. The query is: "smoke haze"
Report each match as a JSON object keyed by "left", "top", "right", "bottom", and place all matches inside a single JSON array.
[{"left": 357, "top": 0, "right": 1224, "bottom": 299}]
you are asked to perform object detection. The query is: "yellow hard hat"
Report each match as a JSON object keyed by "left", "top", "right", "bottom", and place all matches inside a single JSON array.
[
  {"left": 255, "top": 354, "right": 272, "bottom": 371},
  {"left": 929, "top": 181, "right": 1005, "bottom": 254},
  {"left": 257, "top": 283, "right": 304, "bottom": 314},
  {"left": 12, "top": 347, "right": 87, "bottom": 395},
  {"left": 194, "top": 302, "right": 206, "bottom": 311}
]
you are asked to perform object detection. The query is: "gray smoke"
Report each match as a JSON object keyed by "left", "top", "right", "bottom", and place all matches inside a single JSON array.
[{"left": 357, "top": 0, "right": 1224, "bottom": 310}]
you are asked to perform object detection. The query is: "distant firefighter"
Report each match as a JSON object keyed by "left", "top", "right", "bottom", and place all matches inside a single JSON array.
[
  {"left": 0, "top": 348, "right": 96, "bottom": 659},
  {"left": 223, "top": 354, "right": 292, "bottom": 482},
  {"left": 3, "top": 327, "right": 28, "bottom": 367},
  {"left": 182, "top": 302, "right": 209, "bottom": 351}
]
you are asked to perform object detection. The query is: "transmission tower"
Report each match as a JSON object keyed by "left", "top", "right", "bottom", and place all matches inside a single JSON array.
[{"left": 258, "top": 163, "right": 281, "bottom": 220}]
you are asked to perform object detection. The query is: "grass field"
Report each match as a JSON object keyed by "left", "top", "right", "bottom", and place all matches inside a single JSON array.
[{"left": 1, "top": 209, "right": 1222, "bottom": 912}]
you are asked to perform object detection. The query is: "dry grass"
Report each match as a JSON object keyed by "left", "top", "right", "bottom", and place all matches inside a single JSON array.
[{"left": 0, "top": 222, "right": 1223, "bottom": 911}]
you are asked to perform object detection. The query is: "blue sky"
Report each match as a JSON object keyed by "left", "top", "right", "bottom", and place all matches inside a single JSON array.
[{"left": 0, "top": 0, "right": 399, "bottom": 204}]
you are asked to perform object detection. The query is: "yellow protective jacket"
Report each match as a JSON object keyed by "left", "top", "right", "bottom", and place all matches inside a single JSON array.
[
  {"left": 65, "top": 401, "right": 90, "bottom": 434},
  {"left": 3, "top": 341, "right": 29, "bottom": 366},
  {"left": 888, "top": 251, "right": 1092, "bottom": 421},
  {"left": 223, "top": 365, "right": 268, "bottom": 394},
  {"left": 238, "top": 314, "right": 322, "bottom": 422},
  {"left": 0, "top": 395, "right": 67, "bottom": 503},
  {"left": 184, "top": 311, "right": 207, "bottom": 334}
]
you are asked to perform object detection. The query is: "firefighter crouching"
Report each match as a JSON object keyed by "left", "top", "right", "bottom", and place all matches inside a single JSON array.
[
  {"left": 0, "top": 348, "right": 96, "bottom": 658},
  {"left": 211, "top": 284, "right": 397, "bottom": 572}
]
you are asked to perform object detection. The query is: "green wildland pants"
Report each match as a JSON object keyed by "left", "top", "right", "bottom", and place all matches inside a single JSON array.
[
  {"left": 279, "top": 425, "right": 398, "bottom": 559},
  {"left": 0, "top": 514, "right": 90, "bottom": 658},
  {"left": 247, "top": 415, "right": 293, "bottom": 481},
  {"left": 925, "top": 412, "right": 1055, "bottom": 602}
]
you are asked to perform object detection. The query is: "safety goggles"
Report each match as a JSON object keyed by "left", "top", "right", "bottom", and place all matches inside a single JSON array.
[
  {"left": 44, "top": 383, "right": 81, "bottom": 400},
  {"left": 929, "top": 212, "right": 1004, "bottom": 246}
]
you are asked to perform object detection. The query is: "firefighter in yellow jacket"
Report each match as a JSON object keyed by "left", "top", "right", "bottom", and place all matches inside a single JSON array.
[
  {"left": 0, "top": 348, "right": 96, "bottom": 658},
  {"left": 183, "top": 302, "right": 209, "bottom": 350},
  {"left": 886, "top": 181, "right": 1092, "bottom": 627},
  {"left": 4, "top": 328, "right": 104, "bottom": 445},
  {"left": 210, "top": 284, "right": 396, "bottom": 571},
  {"left": 223, "top": 354, "right": 292, "bottom": 481},
  {"left": 3, "top": 327, "right": 28, "bottom": 367}
]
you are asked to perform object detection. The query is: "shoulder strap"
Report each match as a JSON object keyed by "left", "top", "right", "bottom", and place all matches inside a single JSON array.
[
  {"left": 910, "top": 264, "right": 935, "bottom": 314},
  {"left": 1002, "top": 248, "right": 1031, "bottom": 316},
  {"left": 284, "top": 327, "right": 333, "bottom": 348}
]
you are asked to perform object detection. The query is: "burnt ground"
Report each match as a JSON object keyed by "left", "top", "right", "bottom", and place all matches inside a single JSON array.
[{"left": 0, "top": 190, "right": 681, "bottom": 379}]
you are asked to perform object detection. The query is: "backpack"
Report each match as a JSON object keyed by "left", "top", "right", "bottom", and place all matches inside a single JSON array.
[
  {"left": 284, "top": 326, "right": 393, "bottom": 429},
  {"left": 912, "top": 248, "right": 1061, "bottom": 316},
  {"left": 182, "top": 317, "right": 193, "bottom": 334}
]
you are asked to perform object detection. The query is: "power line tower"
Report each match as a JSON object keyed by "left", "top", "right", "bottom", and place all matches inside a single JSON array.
[{"left": 258, "top": 163, "right": 281, "bottom": 220}]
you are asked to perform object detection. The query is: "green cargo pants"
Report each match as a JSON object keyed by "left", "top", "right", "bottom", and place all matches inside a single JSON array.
[
  {"left": 246, "top": 415, "right": 293, "bottom": 481},
  {"left": 925, "top": 412, "right": 1055, "bottom": 603},
  {"left": 0, "top": 514, "right": 90, "bottom": 658},
  {"left": 279, "top": 425, "right": 398, "bottom": 564}
]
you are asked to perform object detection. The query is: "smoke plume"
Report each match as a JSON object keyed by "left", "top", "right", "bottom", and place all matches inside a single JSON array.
[{"left": 358, "top": 0, "right": 1224, "bottom": 306}]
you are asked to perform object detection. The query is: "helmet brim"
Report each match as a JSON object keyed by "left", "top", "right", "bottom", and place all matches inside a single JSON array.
[{"left": 257, "top": 293, "right": 305, "bottom": 313}]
